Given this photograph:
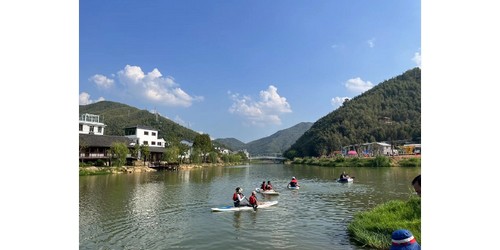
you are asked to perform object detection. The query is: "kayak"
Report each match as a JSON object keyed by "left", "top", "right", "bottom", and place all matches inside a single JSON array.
[
  {"left": 287, "top": 186, "right": 300, "bottom": 190},
  {"left": 211, "top": 201, "right": 279, "bottom": 212},
  {"left": 337, "top": 178, "right": 354, "bottom": 183},
  {"left": 255, "top": 188, "right": 280, "bottom": 195}
]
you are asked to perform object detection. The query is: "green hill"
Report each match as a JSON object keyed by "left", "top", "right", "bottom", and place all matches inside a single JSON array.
[
  {"left": 285, "top": 67, "right": 421, "bottom": 158},
  {"left": 246, "top": 122, "right": 313, "bottom": 155},
  {"left": 213, "top": 122, "right": 313, "bottom": 156},
  {"left": 79, "top": 101, "right": 201, "bottom": 143},
  {"left": 213, "top": 138, "right": 247, "bottom": 151}
]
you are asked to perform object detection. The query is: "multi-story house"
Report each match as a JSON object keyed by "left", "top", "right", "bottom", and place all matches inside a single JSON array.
[
  {"left": 124, "top": 125, "right": 166, "bottom": 162},
  {"left": 79, "top": 115, "right": 167, "bottom": 165},
  {"left": 79, "top": 113, "right": 106, "bottom": 135}
]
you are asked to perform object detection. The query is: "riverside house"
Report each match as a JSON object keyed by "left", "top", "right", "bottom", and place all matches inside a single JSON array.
[{"left": 79, "top": 114, "right": 167, "bottom": 165}]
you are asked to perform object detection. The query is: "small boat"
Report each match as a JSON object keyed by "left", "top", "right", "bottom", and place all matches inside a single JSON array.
[
  {"left": 287, "top": 185, "right": 300, "bottom": 190},
  {"left": 337, "top": 177, "right": 354, "bottom": 183},
  {"left": 211, "top": 201, "right": 279, "bottom": 212},
  {"left": 255, "top": 188, "right": 280, "bottom": 195}
]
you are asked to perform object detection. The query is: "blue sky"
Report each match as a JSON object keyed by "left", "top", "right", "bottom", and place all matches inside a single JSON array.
[{"left": 79, "top": 0, "right": 421, "bottom": 143}]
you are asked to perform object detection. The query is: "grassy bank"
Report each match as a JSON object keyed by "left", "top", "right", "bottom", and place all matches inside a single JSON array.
[
  {"left": 347, "top": 197, "right": 421, "bottom": 249},
  {"left": 289, "top": 155, "right": 420, "bottom": 167}
]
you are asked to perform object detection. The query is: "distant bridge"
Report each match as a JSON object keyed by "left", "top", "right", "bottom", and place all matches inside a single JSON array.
[{"left": 248, "top": 155, "right": 287, "bottom": 163}]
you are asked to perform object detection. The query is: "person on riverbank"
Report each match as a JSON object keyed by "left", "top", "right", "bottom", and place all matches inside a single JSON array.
[
  {"left": 287, "top": 177, "right": 299, "bottom": 188},
  {"left": 412, "top": 175, "right": 421, "bottom": 197},
  {"left": 389, "top": 229, "right": 420, "bottom": 250},
  {"left": 233, "top": 187, "right": 248, "bottom": 207},
  {"left": 248, "top": 191, "right": 258, "bottom": 209},
  {"left": 265, "top": 180, "right": 273, "bottom": 191}
]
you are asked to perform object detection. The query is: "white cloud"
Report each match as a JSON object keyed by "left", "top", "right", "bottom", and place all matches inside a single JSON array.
[
  {"left": 79, "top": 92, "right": 105, "bottom": 105},
  {"left": 412, "top": 51, "right": 421, "bottom": 67},
  {"left": 367, "top": 38, "right": 376, "bottom": 48},
  {"left": 345, "top": 77, "right": 374, "bottom": 94},
  {"left": 116, "top": 65, "right": 203, "bottom": 107},
  {"left": 331, "top": 96, "right": 350, "bottom": 108},
  {"left": 229, "top": 85, "right": 292, "bottom": 126},
  {"left": 89, "top": 74, "right": 114, "bottom": 89}
]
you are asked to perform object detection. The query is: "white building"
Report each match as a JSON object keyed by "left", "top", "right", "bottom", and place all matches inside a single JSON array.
[
  {"left": 79, "top": 113, "right": 106, "bottom": 135},
  {"left": 124, "top": 125, "right": 166, "bottom": 148}
]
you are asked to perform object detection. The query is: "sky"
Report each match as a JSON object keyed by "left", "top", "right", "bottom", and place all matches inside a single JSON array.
[
  {"left": 79, "top": 0, "right": 421, "bottom": 143},
  {"left": 5, "top": 1, "right": 500, "bottom": 249}
]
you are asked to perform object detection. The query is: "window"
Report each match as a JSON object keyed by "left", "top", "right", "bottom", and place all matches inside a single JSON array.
[
  {"left": 144, "top": 131, "right": 149, "bottom": 135},
  {"left": 152, "top": 141, "right": 156, "bottom": 145},
  {"left": 152, "top": 132, "right": 156, "bottom": 136},
  {"left": 157, "top": 142, "right": 162, "bottom": 146},
  {"left": 98, "top": 127, "right": 102, "bottom": 133},
  {"left": 143, "top": 141, "right": 148, "bottom": 145},
  {"left": 79, "top": 124, "right": 83, "bottom": 131},
  {"left": 89, "top": 126, "right": 94, "bottom": 133}
]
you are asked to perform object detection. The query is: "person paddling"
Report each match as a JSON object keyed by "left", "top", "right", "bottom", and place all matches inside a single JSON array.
[
  {"left": 248, "top": 191, "right": 258, "bottom": 210},
  {"left": 233, "top": 187, "right": 248, "bottom": 207},
  {"left": 265, "top": 181, "right": 273, "bottom": 191},
  {"left": 287, "top": 177, "right": 299, "bottom": 188},
  {"left": 260, "top": 181, "right": 266, "bottom": 190},
  {"left": 339, "top": 171, "right": 350, "bottom": 180}
]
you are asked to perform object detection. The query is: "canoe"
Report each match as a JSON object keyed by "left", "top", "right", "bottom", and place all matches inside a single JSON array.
[
  {"left": 211, "top": 201, "right": 279, "bottom": 212},
  {"left": 255, "top": 188, "right": 280, "bottom": 195},
  {"left": 287, "top": 186, "right": 300, "bottom": 190},
  {"left": 337, "top": 178, "right": 354, "bottom": 183}
]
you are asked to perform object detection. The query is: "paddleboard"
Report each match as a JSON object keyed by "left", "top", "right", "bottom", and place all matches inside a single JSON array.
[
  {"left": 211, "top": 201, "right": 278, "bottom": 212},
  {"left": 255, "top": 188, "right": 280, "bottom": 195},
  {"left": 287, "top": 186, "right": 300, "bottom": 190}
]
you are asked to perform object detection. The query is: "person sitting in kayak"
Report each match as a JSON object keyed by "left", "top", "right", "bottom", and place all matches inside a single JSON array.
[
  {"left": 233, "top": 187, "right": 248, "bottom": 207},
  {"left": 260, "top": 181, "right": 266, "bottom": 190},
  {"left": 265, "top": 181, "right": 273, "bottom": 191},
  {"left": 287, "top": 177, "right": 299, "bottom": 188},
  {"left": 339, "top": 171, "right": 350, "bottom": 180},
  {"left": 248, "top": 191, "right": 258, "bottom": 209}
]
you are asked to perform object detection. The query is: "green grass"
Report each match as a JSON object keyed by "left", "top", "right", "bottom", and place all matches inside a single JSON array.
[{"left": 347, "top": 197, "right": 421, "bottom": 249}]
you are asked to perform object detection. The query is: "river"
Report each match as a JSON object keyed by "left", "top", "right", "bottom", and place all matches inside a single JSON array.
[{"left": 80, "top": 164, "right": 421, "bottom": 249}]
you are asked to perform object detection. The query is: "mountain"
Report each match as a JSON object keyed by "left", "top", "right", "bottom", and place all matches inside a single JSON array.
[
  {"left": 214, "top": 122, "right": 313, "bottom": 155},
  {"left": 285, "top": 67, "right": 421, "bottom": 158},
  {"left": 213, "top": 138, "right": 247, "bottom": 151},
  {"left": 79, "top": 101, "right": 201, "bottom": 143},
  {"left": 245, "top": 122, "right": 313, "bottom": 155}
]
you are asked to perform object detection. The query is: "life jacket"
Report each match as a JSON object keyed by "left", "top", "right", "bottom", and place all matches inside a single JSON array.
[
  {"left": 233, "top": 193, "right": 238, "bottom": 201},
  {"left": 249, "top": 195, "right": 257, "bottom": 205}
]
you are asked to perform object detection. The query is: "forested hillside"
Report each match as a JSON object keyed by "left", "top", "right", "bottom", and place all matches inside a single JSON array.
[
  {"left": 79, "top": 101, "right": 201, "bottom": 143},
  {"left": 285, "top": 67, "right": 421, "bottom": 158}
]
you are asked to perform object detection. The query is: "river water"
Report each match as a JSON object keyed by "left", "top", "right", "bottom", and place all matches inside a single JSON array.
[{"left": 80, "top": 164, "right": 421, "bottom": 249}]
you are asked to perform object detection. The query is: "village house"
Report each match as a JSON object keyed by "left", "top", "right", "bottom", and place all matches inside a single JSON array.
[{"left": 79, "top": 114, "right": 168, "bottom": 165}]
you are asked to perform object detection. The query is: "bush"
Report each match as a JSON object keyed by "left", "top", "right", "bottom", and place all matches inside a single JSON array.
[{"left": 370, "top": 156, "right": 391, "bottom": 167}]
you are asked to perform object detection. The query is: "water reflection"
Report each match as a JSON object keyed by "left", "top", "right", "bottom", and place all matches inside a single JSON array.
[{"left": 80, "top": 164, "right": 420, "bottom": 250}]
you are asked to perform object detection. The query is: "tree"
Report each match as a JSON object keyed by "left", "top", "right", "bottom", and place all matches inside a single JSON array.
[
  {"left": 111, "top": 142, "right": 129, "bottom": 167},
  {"left": 193, "top": 134, "right": 212, "bottom": 163},
  {"left": 140, "top": 144, "right": 150, "bottom": 162},
  {"left": 164, "top": 145, "right": 180, "bottom": 163}
]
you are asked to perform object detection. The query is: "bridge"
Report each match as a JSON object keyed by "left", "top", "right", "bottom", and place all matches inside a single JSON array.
[{"left": 248, "top": 154, "right": 287, "bottom": 163}]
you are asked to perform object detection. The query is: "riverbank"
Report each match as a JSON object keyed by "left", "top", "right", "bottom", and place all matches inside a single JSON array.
[
  {"left": 288, "top": 155, "right": 421, "bottom": 167},
  {"left": 348, "top": 196, "right": 421, "bottom": 249},
  {"left": 79, "top": 162, "right": 248, "bottom": 175}
]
